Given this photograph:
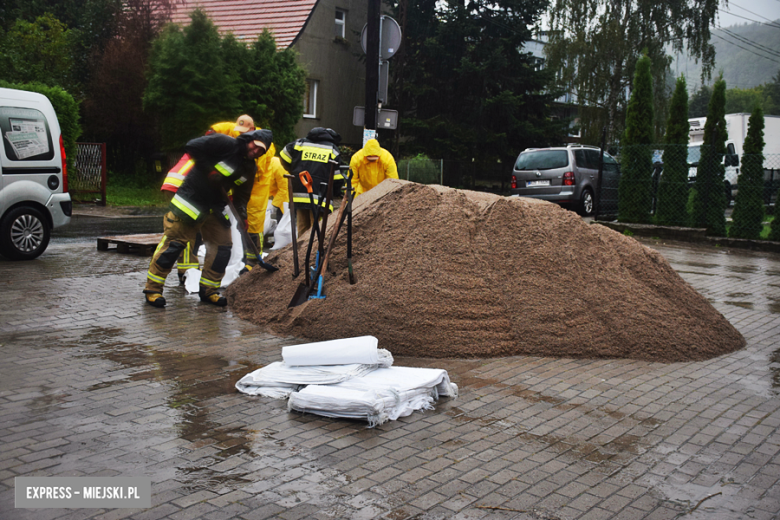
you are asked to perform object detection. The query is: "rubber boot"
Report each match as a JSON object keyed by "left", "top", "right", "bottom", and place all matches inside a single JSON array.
[
  {"left": 177, "top": 272, "right": 186, "bottom": 285},
  {"left": 145, "top": 293, "right": 166, "bottom": 308},
  {"left": 199, "top": 287, "right": 227, "bottom": 307},
  {"left": 239, "top": 264, "right": 253, "bottom": 276}
]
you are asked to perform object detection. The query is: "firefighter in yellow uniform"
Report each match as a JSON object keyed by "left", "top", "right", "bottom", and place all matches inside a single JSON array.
[
  {"left": 244, "top": 156, "right": 289, "bottom": 267},
  {"left": 159, "top": 115, "right": 256, "bottom": 282},
  {"left": 349, "top": 138, "right": 398, "bottom": 196},
  {"left": 144, "top": 129, "right": 272, "bottom": 308}
]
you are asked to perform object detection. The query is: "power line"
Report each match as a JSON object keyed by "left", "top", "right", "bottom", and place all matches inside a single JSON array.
[
  {"left": 719, "top": 26, "right": 780, "bottom": 58},
  {"left": 718, "top": 10, "right": 780, "bottom": 29},
  {"left": 711, "top": 32, "right": 780, "bottom": 64},
  {"left": 727, "top": 1, "right": 780, "bottom": 24}
]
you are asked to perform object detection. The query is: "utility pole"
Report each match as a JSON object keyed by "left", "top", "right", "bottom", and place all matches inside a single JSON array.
[{"left": 364, "top": 0, "right": 380, "bottom": 140}]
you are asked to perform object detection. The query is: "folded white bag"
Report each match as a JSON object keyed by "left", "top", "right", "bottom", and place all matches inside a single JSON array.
[
  {"left": 235, "top": 360, "right": 386, "bottom": 398},
  {"left": 288, "top": 366, "right": 458, "bottom": 427},
  {"left": 282, "top": 336, "right": 380, "bottom": 366}
]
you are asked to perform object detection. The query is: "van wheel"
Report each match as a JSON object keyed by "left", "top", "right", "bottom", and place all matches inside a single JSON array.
[
  {"left": 579, "top": 188, "right": 594, "bottom": 216},
  {"left": 0, "top": 206, "right": 51, "bottom": 260}
]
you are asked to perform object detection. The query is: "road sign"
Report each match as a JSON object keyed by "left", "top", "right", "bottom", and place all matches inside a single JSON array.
[
  {"left": 361, "top": 16, "right": 402, "bottom": 60},
  {"left": 353, "top": 107, "right": 398, "bottom": 130}
]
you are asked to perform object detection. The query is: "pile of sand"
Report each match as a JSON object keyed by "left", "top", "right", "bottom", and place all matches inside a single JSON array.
[{"left": 226, "top": 179, "right": 745, "bottom": 362}]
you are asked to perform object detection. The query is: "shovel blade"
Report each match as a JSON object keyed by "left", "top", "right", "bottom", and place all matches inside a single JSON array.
[{"left": 288, "top": 283, "right": 311, "bottom": 308}]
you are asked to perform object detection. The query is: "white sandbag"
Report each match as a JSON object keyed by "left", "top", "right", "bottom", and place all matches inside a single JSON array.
[
  {"left": 263, "top": 201, "right": 277, "bottom": 236},
  {"left": 331, "top": 366, "right": 458, "bottom": 398},
  {"left": 288, "top": 366, "right": 457, "bottom": 427},
  {"left": 271, "top": 202, "right": 292, "bottom": 250},
  {"left": 282, "top": 336, "right": 381, "bottom": 366},
  {"left": 183, "top": 268, "right": 200, "bottom": 293},
  {"left": 182, "top": 208, "right": 246, "bottom": 293},
  {"left": 235, "top": 357, "right": 390, "bottom": 398}
]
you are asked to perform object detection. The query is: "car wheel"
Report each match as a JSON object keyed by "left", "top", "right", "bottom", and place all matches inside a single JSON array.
[
  {"left": 579, "top": 188, "right": 594, "bottom": 216},
  {"left": 0, "top": 206, "right": 51, "bottom": 260}
]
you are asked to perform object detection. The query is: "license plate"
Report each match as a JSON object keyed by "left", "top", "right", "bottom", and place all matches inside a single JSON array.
[{"left": 526, "top": 180, "right": 550, "bottom": 187}]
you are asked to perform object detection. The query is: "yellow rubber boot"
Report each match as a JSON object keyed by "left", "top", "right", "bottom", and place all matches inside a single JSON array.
[
  {"left": 199, "top": 287, "right": 227, "bottom": 307},
  {"left": 145, "top": 293, "right": 166, "bottom": 308}
]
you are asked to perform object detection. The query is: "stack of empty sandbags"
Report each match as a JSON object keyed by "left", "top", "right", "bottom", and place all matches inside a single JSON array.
[{"left": 235, "top": 336, "right": 457, "bottom": 427}]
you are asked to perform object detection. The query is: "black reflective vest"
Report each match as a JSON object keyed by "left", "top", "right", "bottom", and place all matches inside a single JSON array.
[
  {"left": 169, "top": 134, "right": 256, "bottom": 226},
  {"left": 280, "top": 138, "right": 341, "bottom": 212}
]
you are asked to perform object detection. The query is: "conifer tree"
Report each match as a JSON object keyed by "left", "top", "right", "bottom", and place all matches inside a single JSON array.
[
  {"left": 224, "top": 30, "right": 305, "bottom": 148},
  {"left": 656, "top": 76, "right": 690, "bottom": 226},
  {"left": 729, "top": 106, "right": 765, "bottom": 239},
  {"left": 618, "top": 54, "right": 654, "bottom": 223},
  {"left": 691, "top": 75, "right": 728, "bottom": 235},
  {"left": 144, "top": 9, "right": 240, "bottom": 150}
]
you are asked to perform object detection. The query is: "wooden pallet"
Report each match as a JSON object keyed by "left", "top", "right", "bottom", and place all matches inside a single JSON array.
[{"left": 97, "top": 233, "right": 163, "bottom": 256}]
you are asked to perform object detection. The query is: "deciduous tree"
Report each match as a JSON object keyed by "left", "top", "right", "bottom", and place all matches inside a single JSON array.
[
  {"left": 546, "top": 0, "right": 720, "bottom": 143},
  {"left": 0, "top": 14, "right": 77, "bottom": 92}
]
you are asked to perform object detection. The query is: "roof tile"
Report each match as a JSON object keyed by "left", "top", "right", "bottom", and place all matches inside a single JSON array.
[{"left": 169, "top": 0, "right": 319, "bottom": 48}]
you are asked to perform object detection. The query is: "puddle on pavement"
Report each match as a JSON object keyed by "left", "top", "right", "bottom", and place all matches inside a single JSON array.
[
  {"left": 29, "top": 386, "right": 71, "bottom": 415},
  {"left": 68, "top": 327, "right": 266, "bottom": 492},
  {"left": 724, "top": 301, "right": 754, "bottom": 310},
  {"left": 673, "top": 261, "right": 722, "bottom": 270}
]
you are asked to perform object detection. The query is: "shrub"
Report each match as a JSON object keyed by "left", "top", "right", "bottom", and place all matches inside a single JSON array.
[{"left": 398, "top": 154, "right": 440, "bottom": 184}]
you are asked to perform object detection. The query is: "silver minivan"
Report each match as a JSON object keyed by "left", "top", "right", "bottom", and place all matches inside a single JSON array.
[
  {"left": 509, "top": 145, "right": 620, "bottom": 216},
  {"left": 0, "top": 87, "right": 72, "bottom": 260}
]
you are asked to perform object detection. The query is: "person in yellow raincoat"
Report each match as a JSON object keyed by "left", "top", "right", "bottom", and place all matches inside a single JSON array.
[
  {"left": 349, "top": 138, "right": 398, "bottom": 196},
  {"left": 243, "top": 150, "right": 289, "bottom": 267}
]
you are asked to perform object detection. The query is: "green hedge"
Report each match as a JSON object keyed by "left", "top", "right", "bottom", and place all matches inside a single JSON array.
[{"left": 0, "top": 81, "right": 81, "bottom": 174}]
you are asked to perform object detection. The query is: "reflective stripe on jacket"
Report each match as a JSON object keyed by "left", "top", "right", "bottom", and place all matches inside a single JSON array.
[{"left": 169, "top": 134, "right": 257, "bottom": 226}]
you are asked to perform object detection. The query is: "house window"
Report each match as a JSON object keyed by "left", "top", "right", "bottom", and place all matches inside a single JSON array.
[
  {"left": 303, "top": 79, "right": 318, "bottom": 118},
  {"left": 335, "top": 10, "right": 346, "bottom": 38}
]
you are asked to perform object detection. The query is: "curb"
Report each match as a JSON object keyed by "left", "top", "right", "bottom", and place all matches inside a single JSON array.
[{"left": 594, "top": 220, "right": 780, "bottom": 254}]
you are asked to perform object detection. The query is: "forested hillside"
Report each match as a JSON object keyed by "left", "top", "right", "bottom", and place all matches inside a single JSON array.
[{"left": 672, "top": 21, "right": 780, "bottom": 90}]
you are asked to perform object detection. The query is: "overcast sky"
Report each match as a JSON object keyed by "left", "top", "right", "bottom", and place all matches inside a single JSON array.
[{"left": 717, "top": 0, "right": 780, "bottom": 28}]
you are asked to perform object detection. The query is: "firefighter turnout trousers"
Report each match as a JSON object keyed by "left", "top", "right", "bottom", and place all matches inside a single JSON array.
[
  {"left": 162, "top": 190, "right": 201, "bottom": 275},
  {"left": 144, "top": 212, "right": 232, "bottom": 297}
]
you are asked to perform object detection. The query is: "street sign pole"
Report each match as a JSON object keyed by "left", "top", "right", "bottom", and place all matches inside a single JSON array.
[{"left": 364, "top": 0, "right": 380, "bottom": 138}]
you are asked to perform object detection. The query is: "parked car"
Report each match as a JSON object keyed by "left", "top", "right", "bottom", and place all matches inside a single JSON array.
[
  {"left": 509, "top": 145, "right": 620, "bottom": 216},
  {"left": 0, "top": 87, "right": 71, "bottom": 260}
]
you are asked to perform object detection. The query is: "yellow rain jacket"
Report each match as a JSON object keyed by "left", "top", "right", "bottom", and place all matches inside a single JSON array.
[
  {"left": 246, "top": 145, "right": 286, "bottom": 235},
  {"left": 349, "top": 139, "right": 398, "bottom": 196},
  {"left": 208, "top": 121, "right": 244, "bottom": 138}
]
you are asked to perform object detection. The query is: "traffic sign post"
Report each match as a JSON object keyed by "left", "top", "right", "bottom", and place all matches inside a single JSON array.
[
  {"left": 362, "top": 9, "right": 401, "bottom": 138},
  {"left": 364, "top": 0, "right": 380, "bottom": 131}
]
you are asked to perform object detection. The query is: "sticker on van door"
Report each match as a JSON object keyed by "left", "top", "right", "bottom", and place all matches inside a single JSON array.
[{"left": 5, "top": 118, "right": 49, "bottom": 159}]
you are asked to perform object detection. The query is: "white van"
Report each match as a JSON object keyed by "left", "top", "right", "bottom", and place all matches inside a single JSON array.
[{"left": 0, "top": 87, "right": 71, "bottom": 260}]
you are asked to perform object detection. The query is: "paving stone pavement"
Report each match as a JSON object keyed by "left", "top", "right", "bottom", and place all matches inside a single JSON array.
[{"left": 1, "top": 233, "right": 780, "bottom": 520}]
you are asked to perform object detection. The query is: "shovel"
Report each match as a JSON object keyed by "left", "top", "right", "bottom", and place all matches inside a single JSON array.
[
  {"left": 221, "top": 187, "right": 278, "bottom": 273},
  {"left": 310, "top": 173, "right": 351, "bottom": 299},
  {"left": 284, "top": 174, "right": 299, "bottom": 278},
  {"left": 287, "top": 163, "right": 336, "bottom": 307}
]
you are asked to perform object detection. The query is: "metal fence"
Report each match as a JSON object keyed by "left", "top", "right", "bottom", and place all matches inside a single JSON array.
[
  {"left": 397, "top": 156, "right": 511, "bottom": 193},
  {"left": 604, "top": 142, "right": 780, "bottom": 229},
  {"left": 70, "top": 142, "right": 107, "bottom": 205}
]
